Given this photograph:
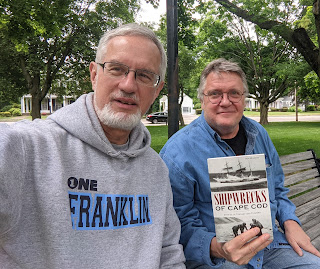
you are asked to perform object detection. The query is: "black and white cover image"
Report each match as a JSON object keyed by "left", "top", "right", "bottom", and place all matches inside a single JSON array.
[{"left": 207, "top": 154, "right": 273, "bottom": 242}]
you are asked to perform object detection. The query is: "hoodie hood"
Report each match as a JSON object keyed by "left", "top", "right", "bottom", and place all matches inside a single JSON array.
[{"left": 48, "top": 92, "right": 152, "bottom": 159}]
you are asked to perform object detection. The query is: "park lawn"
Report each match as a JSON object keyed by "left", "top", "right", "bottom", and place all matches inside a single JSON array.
[
  {"left": 147, "top": 121, "right": 320, "bottom": 156},
  {"left": 243, "top": 110, "right": 320, "bottom": 117}
]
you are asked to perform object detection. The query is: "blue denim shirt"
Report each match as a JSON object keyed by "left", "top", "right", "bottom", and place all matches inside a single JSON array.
[{"left": 160, "top": 114, "right": 300, "bottom": 268}]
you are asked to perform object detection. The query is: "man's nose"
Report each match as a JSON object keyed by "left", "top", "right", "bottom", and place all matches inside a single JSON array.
[
  {"left": 219, "top": 93, "right": 231, "bottom": 105},
  {"left": 119, "top": 71, "right": 138, "bottom": 92}
]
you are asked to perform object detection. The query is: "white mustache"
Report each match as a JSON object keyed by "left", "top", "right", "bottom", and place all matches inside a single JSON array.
[{"left": 111, "top": 91, "right": 139, "bottom": 103}]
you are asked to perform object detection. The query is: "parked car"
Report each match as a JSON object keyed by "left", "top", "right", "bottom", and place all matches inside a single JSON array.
[{"left": 146, "top": 112, "right": 168, "bottom": 124}]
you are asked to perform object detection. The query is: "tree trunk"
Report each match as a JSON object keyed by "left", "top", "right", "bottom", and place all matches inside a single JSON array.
[
  {"left": 31, "top": 94, "right": 42, "bottom": 120},
  {"left": 179, "top": 105, "right": 185, "bottom": 126},
  {"left": 259, "top": 102, "right": 269, "bottom": 125}
]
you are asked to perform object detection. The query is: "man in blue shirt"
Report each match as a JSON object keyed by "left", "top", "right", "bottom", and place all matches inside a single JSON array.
[{"left": 160, "top": 58, "right": 320, "bottom": 268}]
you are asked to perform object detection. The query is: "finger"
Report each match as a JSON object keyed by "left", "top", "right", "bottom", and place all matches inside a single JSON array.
[
  {"left": 290, "top": 241, "right": 303, "bottom": 256},
  {"left": 233, "top": 227, "right": 265, "bottom": 246},
  {"left": 232, "top": 234, "right": 272, "bottom": 265},
  {"left": 300, "top": 244, "right": 320, "bottom": 258}
]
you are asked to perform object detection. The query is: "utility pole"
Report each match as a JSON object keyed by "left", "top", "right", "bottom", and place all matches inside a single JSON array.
[
  {"left": 295, "top": 81, "right": 298, "bottom": 122},
  {"left": 166, "top": 0, "right": 179, "bottom": 137}
]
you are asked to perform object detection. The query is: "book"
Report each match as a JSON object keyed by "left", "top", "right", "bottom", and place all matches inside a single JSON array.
[{"left": 207, "top": 154, "right": 273, "bottom": 242}]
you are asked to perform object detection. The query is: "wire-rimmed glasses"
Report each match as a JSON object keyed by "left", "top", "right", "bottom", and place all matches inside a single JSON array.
[
  {"left": 203, "top": 90, "right": 244, "bottom": 104},
  {"left": 97, "top": 62, "right": 161, "bottom": 87}
]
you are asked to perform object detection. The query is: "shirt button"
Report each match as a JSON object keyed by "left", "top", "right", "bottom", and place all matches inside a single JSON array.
[{"left": 257, "top": 258, "right": 261, "bottom": 262}]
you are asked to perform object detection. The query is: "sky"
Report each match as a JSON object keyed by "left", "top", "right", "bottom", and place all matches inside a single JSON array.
[{"left": 136, "top": 0, "right": 167, "bottom": 25}]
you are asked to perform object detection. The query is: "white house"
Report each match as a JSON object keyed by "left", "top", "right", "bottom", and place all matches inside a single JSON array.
[
  {"left": 160, "top": 94, "right": 195, "bottom": 114},
  {"left": 21, "top": 94, "right": 75, "bottom": 115}
]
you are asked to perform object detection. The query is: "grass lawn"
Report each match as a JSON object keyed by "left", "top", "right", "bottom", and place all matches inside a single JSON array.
[{"left": 147, "top": 121, "right": 320, "bottom": 156}]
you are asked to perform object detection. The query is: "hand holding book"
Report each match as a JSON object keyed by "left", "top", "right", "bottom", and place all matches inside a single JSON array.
[{"left": 210, "top": 227, "right": 272, "bottom": 265}]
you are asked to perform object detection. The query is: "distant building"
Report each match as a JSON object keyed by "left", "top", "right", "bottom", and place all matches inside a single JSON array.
[
  {"left": 160, "top": 94, "right": 195, "bottom": 115},
  {"left": 21, "top": 94, "right": 75, "bottom": 115}
]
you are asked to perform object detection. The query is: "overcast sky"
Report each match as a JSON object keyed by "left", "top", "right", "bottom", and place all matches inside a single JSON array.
[{"left": 136, "top": 0, "right": 167, "bottom": 25}]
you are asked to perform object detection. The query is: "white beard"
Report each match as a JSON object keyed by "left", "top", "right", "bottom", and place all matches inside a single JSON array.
[{"left": 94, "top": 93, "right": 142, "bottom": 131}]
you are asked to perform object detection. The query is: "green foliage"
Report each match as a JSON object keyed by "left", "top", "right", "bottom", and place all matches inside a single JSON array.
[
  {"left": 0, "top": 103, "right": 21, "bottom": 112},
  {"left": 0, "top": 105, "right": 13, "bottom": 112},
  {"left": 287, "top": 106, "right": 302, "bottom": 112},
  {"left": 0, "top": 112, "right": 11, "bottom": 117},
  {"left": 9, "top": 108, "right": 22, "bottom": 116},
  {"left": 306, "top": 105, "right": 316, "bottom": 111},
  {"left": 302, "top": 71, "right": 320, "bottom": 103}
]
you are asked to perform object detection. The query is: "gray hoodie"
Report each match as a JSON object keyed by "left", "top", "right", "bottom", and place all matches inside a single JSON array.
[{"left": 0, "top": 93, "right": 185, "bottom": 269}]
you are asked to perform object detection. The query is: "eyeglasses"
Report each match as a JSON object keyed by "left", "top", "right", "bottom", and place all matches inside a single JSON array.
[
  {"left": 203, "top": 90, "right": 244, "bottom": 104},
  {"left": 97, "top": 62, "right": 161, "bottom": 87}
]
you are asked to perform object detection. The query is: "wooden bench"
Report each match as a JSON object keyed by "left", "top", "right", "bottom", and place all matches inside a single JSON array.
[{"left": 279, "top": 149, "right": 320, "bottom": 249}]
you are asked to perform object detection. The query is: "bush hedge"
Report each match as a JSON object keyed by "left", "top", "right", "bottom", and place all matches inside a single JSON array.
[{"left": 0, "top": 112, "right": 11, "bottom": 117}]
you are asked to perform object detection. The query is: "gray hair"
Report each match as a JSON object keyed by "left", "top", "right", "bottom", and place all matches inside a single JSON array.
[
  {"left": 197, "top": 58, "right": 248, "bottom": 101},
  {"left": 95, "top": 23, "right": 167, "bottom": 82}
]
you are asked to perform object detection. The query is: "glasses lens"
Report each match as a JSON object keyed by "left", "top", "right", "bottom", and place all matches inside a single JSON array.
[
  {"left": 104, "top": 62, "right": 128, "bottom": 77},
  {"left": 136, "top": 70, "right": 159, "bottom": 87},
  {"left": 207, "top": 91, "right": 222, "bottom": 104},
  {"left": 102, "top": 62, "right": 160, "bottom": 87},
  {"left": 206, "top": 90, "right": 243, "bottom": 104},
  {"left": 228, "top": 90, "right": 243, "bottom": 103}
]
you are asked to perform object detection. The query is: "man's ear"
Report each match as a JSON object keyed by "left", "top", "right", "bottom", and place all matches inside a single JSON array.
[{"left": 89, "top": 62, "right": 98, "bottom": 91}]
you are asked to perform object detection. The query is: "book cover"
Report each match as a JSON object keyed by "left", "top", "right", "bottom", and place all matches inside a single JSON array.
[{"left": 207, "top": 154, "right": 273, "bottom": 242}]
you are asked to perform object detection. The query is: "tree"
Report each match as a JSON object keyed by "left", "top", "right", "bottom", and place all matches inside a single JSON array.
[
  {"left": 0, "top": 32, "right": 27, "bottom": 108},
  {"left": 302, "top": 71, "right": 320, "bottom": 104},
  {"left": 213, "top": 0, "right": 320, "bottom": 79},
  {"left": 225, "top": 18, "right": 309, "bottom": 124},
  {"left": 1, "top": 0, "right": 140, "bottom": 119}
]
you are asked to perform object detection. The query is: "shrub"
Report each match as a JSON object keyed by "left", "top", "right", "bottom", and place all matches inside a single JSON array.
[
  {"left": 0, "top": 105, "right": 12, "bottom": 112},
  {"left": 0, "top": 111, "right": 11, "bottom": 117},
  {"left": 270, "top": 107, "right": 279, "bottom": 112},
  {"left": 306, "top": 105, "right": 316, "bottom": 111},
  {"left": 11, "top": 108, "right": 22, "bottom": 116},
  {"left": 195, "top": 109, "right": 202, "bottom": 115},
  {"left": 193, "top": 103, "right": 202, "bottom": 109},
  {"left": 11, "top": 103, "right": 21, "bottom": 109},
  {"left": 288, "top": 106, "right": 302, "bottom": 112},
  {"left": 281, "top": 107, "right": 288, "bottom": 112}
]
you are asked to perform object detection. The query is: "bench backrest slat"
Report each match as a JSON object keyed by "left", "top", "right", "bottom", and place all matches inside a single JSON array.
[
  {"left": 278, "top": 149, "right": 320, "bottom": 249},
  {"left": 286, "top": 177, "right": 320, "bottom": 198},
  {"left": 281, "top": 159, "right": 316, "bottom": 175},
  {"left": 279, "top": 151, "right": 314, "bottom": 165},
  {"left": 284, "top": 169, "right": 319, "bottom": 186}
]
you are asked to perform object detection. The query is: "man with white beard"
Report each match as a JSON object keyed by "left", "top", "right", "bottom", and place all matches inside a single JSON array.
[{"left": 0, "top": 23, "right": 186, "bottom": 269}]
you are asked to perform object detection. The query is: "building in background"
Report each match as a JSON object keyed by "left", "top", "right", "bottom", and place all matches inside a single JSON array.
[
  {"left": 21, "top": 94, "right": 75, "bottom": 115},
  {"left": 160, "top": 94, "right": 195, "bottom": 115}
]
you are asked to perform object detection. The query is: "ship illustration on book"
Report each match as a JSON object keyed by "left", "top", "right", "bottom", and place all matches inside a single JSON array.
[
  {"left": 207, "top": 154, "right": 273, "bottom": 242},
  {"left": 209, "top": 156, "right": 268, "bottom": 192}
]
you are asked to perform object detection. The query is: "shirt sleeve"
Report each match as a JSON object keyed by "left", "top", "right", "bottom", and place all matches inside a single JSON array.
[
  {"left": 160, "top": 154, "right": 224, "bottom": 268},
  {"left": 159, "top": 176, "right": 186, "bottom": 269}
]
